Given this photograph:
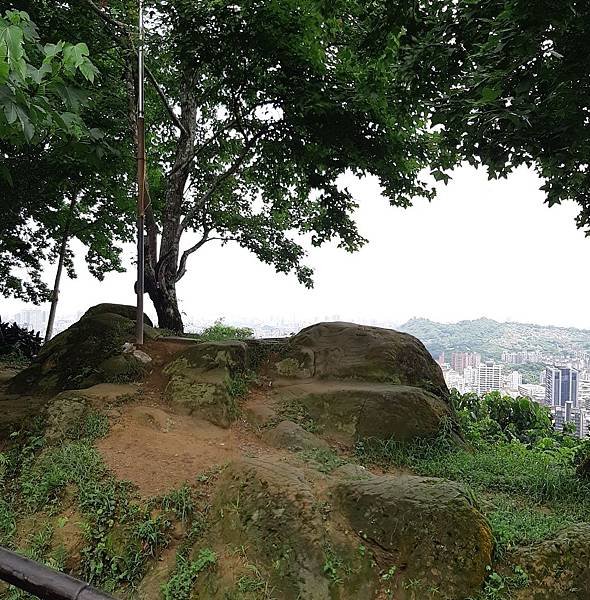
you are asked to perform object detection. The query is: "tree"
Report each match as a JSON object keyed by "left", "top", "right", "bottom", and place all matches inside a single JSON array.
[
  {"left": 0, "top": 9, "right": 96, "bottom": 146},
  {"left": 75, "top": 0, "right": 455, "bottom": 332},
  {"left": 0, "top": 6, "right": 136, "bottom": 303},
  {"left": 407, "top": 0, "right": 590, "bottom": 230}
]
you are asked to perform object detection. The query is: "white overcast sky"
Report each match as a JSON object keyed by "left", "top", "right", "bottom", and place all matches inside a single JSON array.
[{"left": 2, "top": 164, "right": 589, "bottom": 330}]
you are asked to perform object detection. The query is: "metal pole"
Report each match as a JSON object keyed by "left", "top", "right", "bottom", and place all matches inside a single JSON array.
[
  {"left": 136, "top": 0, "right": 145, "bottom": 345},
  {"left": 0, "top": 546, "right": 117, "bottom": 600}
]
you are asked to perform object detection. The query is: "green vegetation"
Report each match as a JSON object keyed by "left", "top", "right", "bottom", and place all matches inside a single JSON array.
[
  {"left": 300, "top": 448, "right": 345, "bottom": 474},
  {"left": 357, "top": 391, "right": 590, "bottom": 562},
  {"left": 197, "top": 319, "right": 254, "bottom": 342},
  {"left": 0, "top": 423, "right": 175, "bottom": 594},
  {"left": 399, "top": 317, "right": 590, "bottom": 360},
  {"left": 225, "top": 371, "right": 258, "bottom": 400},
  {"left": 0, "top": 318, "right": 42, "bottom": 360},
  {"left": 161, "top": 549, "right": 217, "bottom": 600}
]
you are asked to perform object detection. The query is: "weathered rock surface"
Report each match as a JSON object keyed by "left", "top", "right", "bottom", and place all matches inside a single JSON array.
[
  {"left": 263, "top": 420, "right": 330, "bottom": 451},
  {"left": 83, "top": 303, "right": 154, "bottom": 326},
  {"left": 8, "top": 304, "right": 155, "bottom": 394},
  {"left": 162, "top": 322, "right": 452, "bottom": 441},
  {"left": 45, "top": 391, "right": 90, "bottom": 442},
  {"left": 277, "top": 382, "right": 451, "bottom": 443},
  {"left": 208, "top": 457, "right": 377, "bottom": 600},
  {"left": 163, "top": 343, "right": 245, "bottom": 427},
  {"left": 333, "top": 474, "right": 494, "bottom": 599},
  {"left": 504, "top": 524, "right": 590, "bottom": 599},
  {"left": 284, "top": 322, "right": 447, "bottom": 394}
]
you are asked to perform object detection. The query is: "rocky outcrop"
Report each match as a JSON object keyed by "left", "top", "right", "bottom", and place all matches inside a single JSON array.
[
  {"left": 263, "top": 420, "right": 330, "bottom": 451},
  {"left": 333, "top": 474, "right": 494, "bottom": 599},
  {"left": 278, "top": 382, "right": 451, "bottom": 443},
  {"left": 82, "top": 303, "right": 153, "bottom": 326},
  {"left": 283, "top": 322, "right": 447, "bottom": 395},
  {"left": 162, "top": 342, "right": 245, "bottom": 427},
  {"left": 162, "top": 322, "right": 452, "bottom": 442},
  {"left": 8, "top": 304, "right": 155, "bottom": 394},
  {"left": 208, "top": 458, "right": 377, "bottom": 600},
  {"left": 504, "top": 524, "right": 590, "bottom": 599}
]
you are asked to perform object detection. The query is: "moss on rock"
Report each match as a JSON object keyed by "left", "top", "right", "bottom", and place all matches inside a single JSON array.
[
  {"left": 333, "top": 473, "right": 493, "bottom": 599},
  {"left": 503, "top": 524, "right": 590, "bottom": 599},
  {"left": 8, "top": 305, "right": 155, "bottom": 394}
]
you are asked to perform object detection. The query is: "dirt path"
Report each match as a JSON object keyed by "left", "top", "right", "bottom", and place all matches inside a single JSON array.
[{"left": 97, "top": 405, "right": 242, "bottom": 496}]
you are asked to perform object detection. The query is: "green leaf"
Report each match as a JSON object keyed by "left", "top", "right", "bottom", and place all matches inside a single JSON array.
[{"left": 480, "top": 86, "right": 502, "bottom": 103}]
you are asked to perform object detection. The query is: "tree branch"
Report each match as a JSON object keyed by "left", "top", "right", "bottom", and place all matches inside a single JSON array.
[
  {"left": 83, "top": 0, "right": 188, "bottom": 136},
  {"left": 175, "top": 230, "right": 211, "bottom": 282},
  {"left": 177, "top": 128, "right": 266, "bottom": 237}
]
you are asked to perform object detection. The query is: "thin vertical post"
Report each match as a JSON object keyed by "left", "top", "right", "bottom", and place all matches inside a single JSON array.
[
  {"left": 136, "top": 0, "right": 145, "bottom": 345},
  {"left": 45, "top": 196, "right": 76, "bottom": 343}
]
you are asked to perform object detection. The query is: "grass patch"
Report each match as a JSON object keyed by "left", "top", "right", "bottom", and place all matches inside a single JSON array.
[
  {"left": 274, "top": 400, "right": 319, "bottom": 433},
  {"left": 161, "top": 548, "right": 217, "bottom": 600},
  {"left": 356, "top": 435, "right": 590, "bottom": 557},
  {"left": 160, "top": 484, "right": 196, "bottom": 523},
  {"left": 299, "top": 448, "right": 345, "bottom": 473}
]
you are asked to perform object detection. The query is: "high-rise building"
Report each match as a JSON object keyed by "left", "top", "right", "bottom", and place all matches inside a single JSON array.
[
  {"left": 507, "top": 371, "right": 523, "bottom": 388},
  {"left": 518, "top": 384, "right": 546, "bottom": 404},
  {"left": 12, "top": 309, "right": 47, "bottom": 333},
  {"left": 477, "top": 362, "right": 502, "bottom": 395},
  {"left": 545, "top": 367, "right": 579, "bottom": 408},
  {"left": 578, "top": 379, "right": 590, "bottom": 410},
  {"left": 451, "top": 352, "right": 481, "bottom": 374}
]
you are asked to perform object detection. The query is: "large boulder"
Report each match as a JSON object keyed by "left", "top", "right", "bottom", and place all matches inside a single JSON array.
[
  {"left": 281, "top": 322, "right": 447, "bottom": 396},
  {"left": 279, "top": 382, "right": 452, "bottom": 443},
  {"left": 333, "top": 474, "right": 493, "bottom": 599},
  {"left": 162, "top": 323, "right": 452, "bottom": 442},
  {"left": 206, "top": 458, "right": 377, "bottom": 600},
  {"left": 8, "top": 305, "right": 155, "bottom": 394},
  {"left": 263, "top": 420, "right": 330, "bottom": 451},
  {"left": 82, "top": 303, "right": 153, "bottom": 326},
  {"left": 162, "top": 342, "right": 247, "bottom": 427},
  {"left": 503, "top": 525, "right": 590, "bottom": 599}
]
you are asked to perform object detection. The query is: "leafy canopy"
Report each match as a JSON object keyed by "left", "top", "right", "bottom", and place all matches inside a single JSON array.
[
  {"left": 0, "top": 7, "right": 135, "bottom": 303},
  {"left": 0, "top": 9, "right": 97, "bottom": 146}
]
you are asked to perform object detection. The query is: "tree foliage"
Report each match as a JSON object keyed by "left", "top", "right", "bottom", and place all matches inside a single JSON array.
[
  {"left": 0, "top": 6, "right": 136, "bottom": 302},
  {"left": 0, "top": 9, "right": 96, "bottom": 146},
  {"left": 410, "top": 0, "right": 590, "bottom": 231}
]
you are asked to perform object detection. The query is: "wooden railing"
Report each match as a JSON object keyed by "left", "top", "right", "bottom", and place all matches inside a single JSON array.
[{"left": 0, "top": 547, "right": 117, "bottom": 600}]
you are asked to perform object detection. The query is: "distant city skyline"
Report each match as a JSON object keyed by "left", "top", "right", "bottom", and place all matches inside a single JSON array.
[{"left": 2, "top": 165, "right": 590, "bottom": 330}]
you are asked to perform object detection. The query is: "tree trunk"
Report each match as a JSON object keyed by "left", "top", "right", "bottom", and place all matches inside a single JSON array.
[
  {"left": 145, "top": 273, "right": 184, "bottom": 333},
  {"left": 44, "top": 196, "right": 76, "bottom": 343}
]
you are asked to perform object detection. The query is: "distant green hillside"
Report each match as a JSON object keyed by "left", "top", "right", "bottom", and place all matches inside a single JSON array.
[{"left": 398, "top": 317, "right": 590, "bottom": 360}]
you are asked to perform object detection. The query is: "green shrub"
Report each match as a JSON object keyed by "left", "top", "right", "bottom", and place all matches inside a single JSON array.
[
  {"left": 160, "top": 484, "right": 195, "bottom": 522},
  {"left": 451, "top": 390, "right": 553, "bottom": 445},
  {"left": 0, "top": 319, "right": 42, "bottom": 358},
  {"left": 197, "top": 319, "right": 253, "bottom": 342}
]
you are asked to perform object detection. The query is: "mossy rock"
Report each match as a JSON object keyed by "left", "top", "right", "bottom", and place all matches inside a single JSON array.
[
  {"left": 83, "top": 303, "right": 153, "bottom": 326},
  {"left": 288, "top": 322, "right": 448, "bottom": 396},
  {"left": 273, "top": 383, "right": 452, "bottom": 443},
  {"left": 8, "top": 305, "right": 155, "bottom": 394},
  {"left": 45, "top": 391, "right": 90, "bottom": 443},
  {"left": 263, "top": 420, "right": 330, "bottom": 452},
  {"left": 503, "top": 524, "right": 590, "bottom": 599},
  {"left": 164, "top": 375, "right": 237, "bottom": 428},
  {"left": 333, "top": 474, "right": 493, "bottom": 599},
  {"left": 209, "top": 457, "right": 378, "bottom": 599},
  {"left": 164, "top": 341, "right": 249, "bottom": 378},
  {"left": 163, "top": 342, "right": 247, "bottom": 427}
]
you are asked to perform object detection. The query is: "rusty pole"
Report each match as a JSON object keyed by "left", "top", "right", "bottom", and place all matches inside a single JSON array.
[{"left": 136, "top": 0, "right": 146, "bottom": 345}]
